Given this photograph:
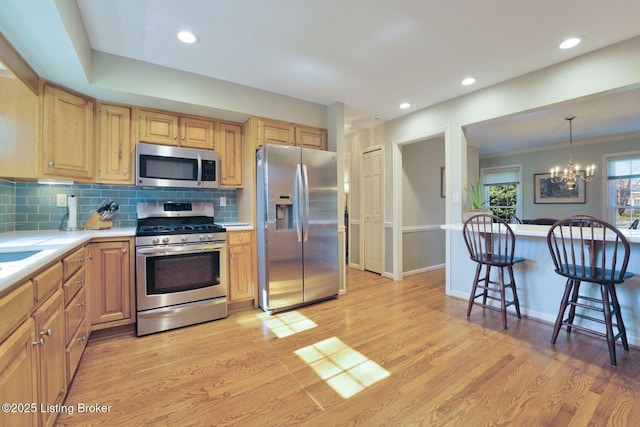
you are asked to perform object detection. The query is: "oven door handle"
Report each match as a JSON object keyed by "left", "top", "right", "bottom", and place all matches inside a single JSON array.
[{"left": 136, "top": 244, "right": 226, "bottom": 256}]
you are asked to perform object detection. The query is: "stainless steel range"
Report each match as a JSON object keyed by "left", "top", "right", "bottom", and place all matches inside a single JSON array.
[{"left": 135, "top": 201, "right": 227, "bottom": 336}]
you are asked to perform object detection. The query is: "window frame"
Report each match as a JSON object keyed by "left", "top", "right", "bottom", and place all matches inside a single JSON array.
[
  {"left": 605, "top": 151, "right": 640, "bottom": 228},
  {"left": 480, "top": 165, "right": 522, "bottom": 221}
]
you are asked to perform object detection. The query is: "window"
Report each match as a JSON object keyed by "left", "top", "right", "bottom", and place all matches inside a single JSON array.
[
  {"left": 607, "top": 154, "right": 640, "bottom": 228},
  {"left": 481, "top": 166, "right": 522, "bottom": 221}
]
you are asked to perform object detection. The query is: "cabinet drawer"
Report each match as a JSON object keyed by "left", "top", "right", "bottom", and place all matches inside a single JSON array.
[
  {"left": 228, "top": 231, "right": 252, "bottom": 245},
  {"left": 65, "top": 287, "right": 87, "bottom": 345},
  {"left": 33, "top": 262, "right": 62, "bottom": 304},
  {"left": 66, "top": 317, "right": 89, "bottom": 383},
  {"left": 0, "top": 281, "right": 34, "bottom": 343},
  {"left": 63, "top": 247, "right": 85, "bottom": 281},
  {"left": 63, "top": 267, "right": 86, "bottom": 306}
]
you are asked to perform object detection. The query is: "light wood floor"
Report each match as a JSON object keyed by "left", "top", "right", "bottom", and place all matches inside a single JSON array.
[{"left": 56, "top": 268, "right": 640, "bottom": 426}]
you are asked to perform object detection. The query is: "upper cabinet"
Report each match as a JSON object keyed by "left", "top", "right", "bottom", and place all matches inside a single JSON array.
[
  {"left": 0, "top": 34, "right": 39, "bottom": 180},
  {"left": 42, "top": 84, "right": 94, "bottom": 182},
  {"left": 0, "top": 62, "right": 38, "bottom": 179},
  {"left": 137, "top": 108, "right": 215, "bottom": 149},
  {"left": 249, "top": 117, "right": 327, "bottom": 150},
  {"left": 218, "top": 122, "right": 243, "bottom": 188},
  {"left": 295, "top": 124, "right": 327, "bottom": 150},
  {"left": 96, "top": 102, "right": 134, "bottom": 184}
]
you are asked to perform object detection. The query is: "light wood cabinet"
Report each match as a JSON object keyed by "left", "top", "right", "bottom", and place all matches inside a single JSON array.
[
  {"left": 86, "top": 239, "right": 134, "bottom": 330},
  {"left": 97, "top": 102, "right": 134, "bottom": 184},
  {"left": 218, "top": 122, "right": 243, "bottom": 187},
  {"left": 295, "top": 124, "right": 327, "bottom": 150},
  {"left": 33, "top": 290, "right": 66, "bottom": 427},
  {"left": 228, "top": 231, "right": 256, "bottom": 303},
  {"left": 62, "top": 247, "right": 89, "bottom": 383},
  {"left": 0, "top": 318, "right": 38, "bottom": 427},
  {"left": 180, "top": 116, "right": 215, "bottom": 149},
  {"left": 137, "top": 108, "right": 215, "bottom": 149},
  {"left": 251, "top": 117, "right": 327, "bottom": 150},
  {"left": 0, "top": 66, "right": 38, "bottom": 179},
  {"left": 42, "top": 83, "right": 94, "bottom": 181}
]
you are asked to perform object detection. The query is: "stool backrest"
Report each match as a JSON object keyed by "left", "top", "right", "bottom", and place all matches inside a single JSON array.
[
  {"left": 546, "top": 215, "right": 631, "bottom": 283},
  {"left": 463, "top": 214, "right": 517, "bottom": 265}
]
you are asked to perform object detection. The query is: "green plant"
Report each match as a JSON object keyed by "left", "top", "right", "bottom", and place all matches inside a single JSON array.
[{"left": 466, "top": 181, "right": 487, "bottom": 210}]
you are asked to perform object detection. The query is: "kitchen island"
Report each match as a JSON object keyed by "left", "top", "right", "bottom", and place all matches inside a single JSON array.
[{"left": 441, "top": 223, "right": 640, "bottom": 346}]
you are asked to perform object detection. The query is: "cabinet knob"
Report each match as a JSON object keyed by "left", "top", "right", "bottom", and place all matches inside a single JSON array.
[
  {"left": 181, "top": 136, "right": 185, "bottom": 141},
  {"left": 77, "top": 301, "right": 86, "bottom": 307},
  {"left": 32, "top": 338, "right": 45, "bottom": 346},
  {"left": 76, "top": 258, "right": 85, "bottom": 263},
  {"left": 173, "top": 135, "right": 178, "bottom": 139},
  {"left": 122, "top": 168, "right": 129, "bottom": 174},
  {"left": 122, "top": 249, "right": 128, "bottom": 253},
  {"left": 78, "top": 336, "right": 87, "bottom": 342},
  {"left": 48, "top": 161, "right": 55, "bottom": 167},
  {"left": 76, "top": 279, "right": 85, "bottom": 285},
  {"left": 40, "top": 329, "right": 52, "bottom": 337},
  {"left": 238, "top": 236, "right": 243, "bottom": 241}
]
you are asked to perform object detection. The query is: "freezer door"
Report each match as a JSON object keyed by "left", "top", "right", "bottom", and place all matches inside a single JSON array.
[
  {"left": 301, "top": 148, "right": 339, "bottom": 302},
  {"left": 258, "top": 144, "right": 304, "bottom": 311}
]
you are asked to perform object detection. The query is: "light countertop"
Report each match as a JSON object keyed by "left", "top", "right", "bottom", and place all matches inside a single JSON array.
[
  {"left": 441, "top": 223, "right": 640, "bottom": 244},
  {"left": 0, "top": 228, "right": 136, "bottom": 295}
]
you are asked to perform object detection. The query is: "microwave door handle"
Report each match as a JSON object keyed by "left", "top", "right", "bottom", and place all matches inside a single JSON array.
[{"left": 197, "top": 153, "right": 202, "bottom": 187}]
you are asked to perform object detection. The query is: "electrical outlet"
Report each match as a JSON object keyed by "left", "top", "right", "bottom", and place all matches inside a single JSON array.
[
  {"left": 56, "top": 194, "right": 67, "bottom": 207},
  {"left": 220, "top": 196, "right": 227, "bottom": 207}
]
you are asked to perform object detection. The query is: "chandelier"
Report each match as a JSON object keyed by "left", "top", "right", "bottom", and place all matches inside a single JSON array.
[{"left": 550, "top": 116, "right": 595, "bottom": 190}]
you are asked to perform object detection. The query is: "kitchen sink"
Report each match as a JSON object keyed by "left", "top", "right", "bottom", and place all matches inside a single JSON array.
[{"left": 0, "top": 250, "right": 43, "bottom": 263}]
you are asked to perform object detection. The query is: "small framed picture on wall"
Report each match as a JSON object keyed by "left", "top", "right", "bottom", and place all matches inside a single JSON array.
[{"left": 534, "top": 172, "right": 586, "bottom": 204}]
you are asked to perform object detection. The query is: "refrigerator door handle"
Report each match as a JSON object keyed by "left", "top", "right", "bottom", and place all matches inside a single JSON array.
[
  {"left": 302, "top": 164, "right": 310, "bottom": 242},
  {"left": 295, "top": 164, "right": 303, "bottom": 242}
]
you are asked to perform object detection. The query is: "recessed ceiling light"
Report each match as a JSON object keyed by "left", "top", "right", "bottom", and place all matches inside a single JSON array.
[
  {"left": 177, "top": 31, "right": 199, "bottom": 44},
  {"left": 399, "top": 102, "right": 411, "bottom": 109},
  {"left": 461, "top": 77, "right": 476, "bottom": 86},
  {"left": 559, "top": 36, "right": 583, "bottom": 50}
]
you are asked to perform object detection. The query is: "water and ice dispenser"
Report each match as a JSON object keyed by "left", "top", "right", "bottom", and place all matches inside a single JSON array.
[{"left": 275, "top": 193, "right": 293, "bottom": 230}]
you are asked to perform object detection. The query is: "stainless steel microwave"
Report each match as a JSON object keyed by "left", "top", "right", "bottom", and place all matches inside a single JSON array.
[{"left": 136, "top": 143, "right": 219, "bottom": 189}]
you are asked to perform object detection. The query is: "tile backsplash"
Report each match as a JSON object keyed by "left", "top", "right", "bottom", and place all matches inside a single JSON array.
[{"left": 0, "top": 180, "right": 237, "bottom": 231}]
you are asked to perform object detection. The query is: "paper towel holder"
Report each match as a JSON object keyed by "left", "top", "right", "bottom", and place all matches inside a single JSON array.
[{"left": 59, "top": 194, "right": 84, "bottom": 231}]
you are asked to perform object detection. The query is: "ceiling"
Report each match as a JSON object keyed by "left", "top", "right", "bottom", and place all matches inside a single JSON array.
[{"left": 3, "top": 0, "right": 640, "bottom": 154}]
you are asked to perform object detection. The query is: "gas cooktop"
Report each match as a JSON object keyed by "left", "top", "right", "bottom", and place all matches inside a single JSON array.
[{"left": 136, "top": 223, "right": 226, "bottom": 236}]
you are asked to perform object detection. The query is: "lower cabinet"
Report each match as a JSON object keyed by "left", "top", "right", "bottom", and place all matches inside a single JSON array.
[
  {"left": 228, "top": 231, "right": 256, "bottom": 303},
  {"left": 0, "top": 319, "right": 39, "bottom": 427},
  {"left": 33, "top": 290, "right": 66, "bottom": 427},
  {"left": 86, "top": 239, "right": 134, "bottom": 329}
]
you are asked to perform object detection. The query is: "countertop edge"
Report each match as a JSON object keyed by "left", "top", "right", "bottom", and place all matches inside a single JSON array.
[
  {"left": 440, "top": 223, "right": 640, "bottom": 243},
  {"left": 0, "top": 228, "right": 136, "bottom": 297}
]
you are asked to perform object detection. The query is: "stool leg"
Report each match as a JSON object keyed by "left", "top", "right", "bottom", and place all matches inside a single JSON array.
[
  {"left": 482, "top": 265, "right": 491, "bottom": 306},
  {"left": 601, "top": 284, "right": 617, "bottom": 367},
  {"left": 566, "top": 280, "right": 581, "bottom": 334},
  {"left": 507, "top": 265, "right": 521, "bottom": 319},
  {"left": 467, "top": 263, "right": 482, "bottom": 317},
  {"left": 498, "top": 267, "right": 507, "bottom": 329},
  {"left": 552, "top": 279, "right": 574, "bottom": 344},
  {"left": 609, "top": 284, "right": 629, "bottom": 352}
]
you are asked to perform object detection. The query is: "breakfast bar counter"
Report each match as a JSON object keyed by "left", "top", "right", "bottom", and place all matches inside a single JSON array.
[{"left": 442, "top": 223, "right": 640, "bottom": 346}]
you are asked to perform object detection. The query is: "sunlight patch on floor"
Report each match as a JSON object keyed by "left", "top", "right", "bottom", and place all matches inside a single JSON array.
[
  {"left": 264, "top": 311, "right": 318, "bottom": 338},
  {"left": 294, "top": 337, "right": 390, "bottom": 399}
]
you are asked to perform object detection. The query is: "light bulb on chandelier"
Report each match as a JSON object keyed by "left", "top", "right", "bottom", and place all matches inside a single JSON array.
[{"left": 549, "top": 116, "right": 595, "bottom": 190}]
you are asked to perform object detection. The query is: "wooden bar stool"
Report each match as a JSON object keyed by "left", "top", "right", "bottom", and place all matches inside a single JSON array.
[
  {"left": 546, "top": 215, "right": 634, "bottom": 366},
  {"left": 463, "top": 214, "right": 523, "bottom": 329}
]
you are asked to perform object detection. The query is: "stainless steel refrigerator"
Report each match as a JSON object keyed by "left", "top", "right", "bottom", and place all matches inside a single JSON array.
[{"left": 257, "top": 144, "right": 339, "bottom": 313}]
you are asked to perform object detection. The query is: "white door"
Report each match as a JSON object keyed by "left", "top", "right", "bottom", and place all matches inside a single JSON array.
[{"left": 363, "top": 148, "right": 382, "bottom": 273}]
